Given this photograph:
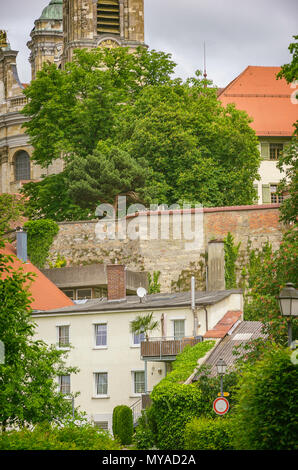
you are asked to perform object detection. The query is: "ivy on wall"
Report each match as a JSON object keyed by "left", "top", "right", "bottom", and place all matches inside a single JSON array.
[
  {"left": 134, "top": 341, "right": 215, "bottom": 450},
  {"left": 24, "top": 219, "right": 59, "bottom": 269},
  {"left": 148, "top": 271, "right": 161, "bottom": 294}
]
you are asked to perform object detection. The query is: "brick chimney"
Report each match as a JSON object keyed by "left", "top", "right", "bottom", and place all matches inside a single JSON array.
[{"left": 107, "top": 264, "right": 126, "bottom": 301}]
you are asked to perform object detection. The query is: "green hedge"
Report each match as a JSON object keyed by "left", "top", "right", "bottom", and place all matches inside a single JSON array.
[
  {"left": 141, "top": 340, "right": 215, "bottom": 450},
  {"left": 0, "top": 422, "right": 120, "bottom": 450},
  {"left": 112, "top": 405, "right": 122, "bottom": 438},
  {"left": 112, "top": 405, "right": 133, "bottom": 445},
  {"left": 231, "top": 346, "right": 298, "bottom": 450},
  {"left": 184, "top": 417, "right": 234, "bottom": 450},
  {"left": 24, "top": 219, "right": 59, "bottom": 268}
]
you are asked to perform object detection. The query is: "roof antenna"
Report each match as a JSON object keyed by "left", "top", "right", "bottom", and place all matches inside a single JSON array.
[{"left": 203, "top": 41, "right": 207, "bottom": 87}]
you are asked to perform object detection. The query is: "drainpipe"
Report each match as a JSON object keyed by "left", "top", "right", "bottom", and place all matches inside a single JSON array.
[
  {"left": 203, "top": 306, "right": 208, "bottom": 333},
  {"left": 191, "top": 276, "right": 199, "bottom": 337},
  {"left": 144, "top": 360, "right": 148, "bottom": 394}
]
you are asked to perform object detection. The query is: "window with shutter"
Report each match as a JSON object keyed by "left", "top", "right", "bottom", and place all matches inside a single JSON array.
[
  {"left": 97, "top": 1, "right": 120, "bottom": 35},
  {"left": 262, "top": 184, "right": 271, "bottom": 204},
  {"left": 260, "top": 142, "right": 270, "bottom": 160}
]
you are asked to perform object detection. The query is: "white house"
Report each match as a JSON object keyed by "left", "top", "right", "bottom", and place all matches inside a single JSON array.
[{"left": 32, "top": 264, "right": 243, "bottom": 432}]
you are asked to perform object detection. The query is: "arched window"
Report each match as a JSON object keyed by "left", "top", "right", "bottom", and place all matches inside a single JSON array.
[
  {"left": 14, "top": 150, "right": 31, "bottom": 181},
  {"left": 97, "top": 1, "right": 120, "bottom": 35}
]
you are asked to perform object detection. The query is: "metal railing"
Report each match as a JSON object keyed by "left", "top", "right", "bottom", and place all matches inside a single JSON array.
[
  {"left": 130, "top": 393, "right": 152, "bottom": 426},
  {"left": 141, "top": 336, "right": 202, "bottom": 359},
  {"left": 130, "top": 397, "right": 142, "bottom": 425}
]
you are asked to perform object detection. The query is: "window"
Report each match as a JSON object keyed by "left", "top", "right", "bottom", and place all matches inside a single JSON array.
[
  {"left": 15, "top": 150, "right": 30, "bottom": 181},
  {"left": 132, "top": 330, "right": 145, "bottom": 346},
  {"left": 133, "top": 371, "right": 145, "bottom": 395},
  {"left": 77, "top": 288, "right": 92, "bottom": 300},
  {"left": 270, "top": 185, "right": 284, "bottom": 204},
  {"left": 59, "top": 375, "right": 70, "bottom": 395},
  {"left": 97, "top": 1, "right": 120, "bottom": 35},
  {"left": 95, "top": 323, "right": 107, "bottom": 347},
  {"left": 270, "top": 143, "right": 283, "bottom": 160},
  {"left": 173, "top": 320, "right": 185, "bottom": 339},
  {"left": 58, "top": 325, "right": 70, "bottom": 348},
  {"left": 63, "top": 289, "right": 75, "bottom": 300},
  {"left": 95, "top": 372, "right": 108, "bottom": 396}
]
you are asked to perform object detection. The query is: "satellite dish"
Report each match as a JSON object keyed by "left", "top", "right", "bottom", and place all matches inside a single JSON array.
[{"left": 137, "top": 287, "right": 147, "bottom": 299}]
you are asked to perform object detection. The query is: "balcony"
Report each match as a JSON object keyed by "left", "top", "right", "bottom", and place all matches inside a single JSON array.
[{"left": 141, "top": 336, "right": 203, "bottom": 362}]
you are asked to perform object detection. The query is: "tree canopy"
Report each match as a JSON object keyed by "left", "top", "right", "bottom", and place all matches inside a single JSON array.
[
  {"left": 22, "top": 47, "right": 261, "bottom": 218},
  {"left": 0, "top": 237, "right": 79, "bottom": 429}
]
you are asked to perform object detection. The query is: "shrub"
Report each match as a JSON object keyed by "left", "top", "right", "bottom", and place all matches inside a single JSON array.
[
  {"left": 148, "top": 341, "right": 215, "bottom": 450},
  {"left": 231, "top": 346, "right": 298, "bottom": 450},
  {"left": 0, "top": 422, "right": 120, "bottom": 450},
  {"left": 24, "top": 219, "right": 59, "bottom": 268},
  {"left": 134, "top": 409, "right": 156, "bottom": 450},
  {"left": 116, "top": 406, "right": 134, "bottom": 446},
  {"left": 112, "top": 405, "right": 123, "bottom": 438},
  {"left": 184, "top": 417, "right": 234, "bottom": 450}
]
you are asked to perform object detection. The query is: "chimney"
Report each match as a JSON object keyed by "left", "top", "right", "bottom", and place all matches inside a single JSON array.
[
  {"left": 107, "top": 264, "right": 126, "bottom": 301},
  {"left": 16, "top": 227, "right": 27, "bottom": 263}
]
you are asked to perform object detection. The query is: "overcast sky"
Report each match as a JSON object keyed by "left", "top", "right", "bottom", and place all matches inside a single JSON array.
[{"left": 0, "top": 0, "right": 297, "bottom": 87}]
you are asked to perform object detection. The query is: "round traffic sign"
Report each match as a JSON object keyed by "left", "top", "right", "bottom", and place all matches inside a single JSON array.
[{"left": 213, "top": 397, "right": 229, "bottom": 415}]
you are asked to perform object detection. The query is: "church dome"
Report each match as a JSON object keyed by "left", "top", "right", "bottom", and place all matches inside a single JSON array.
[{"left": 39, "top": 0, "right": 63, "bottom": 20}]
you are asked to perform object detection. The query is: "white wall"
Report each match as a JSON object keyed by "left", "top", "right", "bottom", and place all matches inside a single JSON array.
[{"left": 32, "top": 292, "right": 242, "bottom": 432}]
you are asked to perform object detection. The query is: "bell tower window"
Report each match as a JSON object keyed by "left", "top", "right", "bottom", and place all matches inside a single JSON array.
[
  {"left": 14, "top": 150, "right": 31, "bottom": 182},
  {"left": 97, "top": 1, "right": 120, "bottom": 35}
]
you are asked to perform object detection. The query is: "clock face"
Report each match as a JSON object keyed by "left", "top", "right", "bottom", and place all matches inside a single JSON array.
[{"left": 99, "top": 39, "right": 119, "bottom": 49}]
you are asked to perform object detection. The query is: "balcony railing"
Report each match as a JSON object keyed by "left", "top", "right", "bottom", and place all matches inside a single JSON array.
[{"left": 141, "top": 336, "right": 202, "bottom": 360}]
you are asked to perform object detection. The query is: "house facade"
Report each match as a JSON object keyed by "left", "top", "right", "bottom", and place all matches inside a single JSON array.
[
  {"left": 31, "top": 267, "right": 243, "bottom": 432},
  {"left": 219, "top": 66, "right": 297, "bottom": 204}
]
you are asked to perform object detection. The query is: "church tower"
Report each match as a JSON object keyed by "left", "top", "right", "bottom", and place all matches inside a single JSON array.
[
  {"left": 62, "top": 0, "right": 145, "bottom": 65},
  {"left": 27, "top": 0, "right": 64, "bottom": 80}
]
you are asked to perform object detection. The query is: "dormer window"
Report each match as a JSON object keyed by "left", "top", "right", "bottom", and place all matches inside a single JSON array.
[{"left": 97, "top": 1, "right": 120, "bottom": 35}]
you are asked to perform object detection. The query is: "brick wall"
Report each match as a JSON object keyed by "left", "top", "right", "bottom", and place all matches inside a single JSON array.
[{"left": 48, "top": 205, "right": 283, "bottom": 292}]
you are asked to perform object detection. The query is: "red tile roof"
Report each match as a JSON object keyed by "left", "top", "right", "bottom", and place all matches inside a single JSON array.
[
  {"left": 204, "top": 310, "right": 243, "bottom": 339},
  {"left": 1, "top": 244, "right": 74, "bottom": 311},
  {"left": 218, "top": 66, "right": 298, "bottom": 137}
]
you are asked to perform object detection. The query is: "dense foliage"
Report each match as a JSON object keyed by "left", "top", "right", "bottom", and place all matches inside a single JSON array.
[
  {"left": 277, "top": 35, "right": 298, "bottom": 88},
  {"left": 115, "top": 405, "right": 134, "bottom": 446},
  {"left": 21, "top": 48, "right": 260, "bottom": 218},
  {"left": 0, "top": 422, "right": 120, "bottom": 450},
  {"left": 135, "top": 341, "right": 215, "bottom": 450},
  {"left": 231, "top": 346, "right": 298, "bottom": 450},
  {"left": 242, "top": 227, "right": 298, "bottom": 344},
  {"left": 0, "top": 238, "right": 78, "bottom": 430},
  {"left": 24, "top": 219, "right": 59, "bottom": 268},
  {"left": 0, "top": 194, "right": 25, "bottom": 235},
  {"left": 224, "top": 232, "right": 240, "bottom": 289},
  {"left": 117, "top": 79, "right": 260, "bottom": 207},
  {"left": 184, "top": 416, "right": 233, "bottom": 450},
  {"left": 22, "top": 173, "right": 92, "bottom": 222},
  {"left": 277, "top": 137, "right": 298, "bottom": 225}
]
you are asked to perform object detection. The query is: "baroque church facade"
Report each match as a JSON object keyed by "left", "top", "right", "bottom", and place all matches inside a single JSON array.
[{"left": 0, "top": 0, "right": 145, "bottom": 194}]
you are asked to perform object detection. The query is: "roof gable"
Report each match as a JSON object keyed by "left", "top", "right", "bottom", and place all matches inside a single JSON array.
[
  {"left": 1, "top": 244, "right": 74, "bottom": 311},
  {"left": 219, "top": 66, "right": 297, "bottom": 136}
]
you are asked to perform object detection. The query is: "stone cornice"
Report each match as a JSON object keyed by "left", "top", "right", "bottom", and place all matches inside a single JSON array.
[
  {"left": 0, "top": 111, "right": 29, "bottom": 128},
  {"left": 0, "top": 133, "right": 30, "bottom": 150}
]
